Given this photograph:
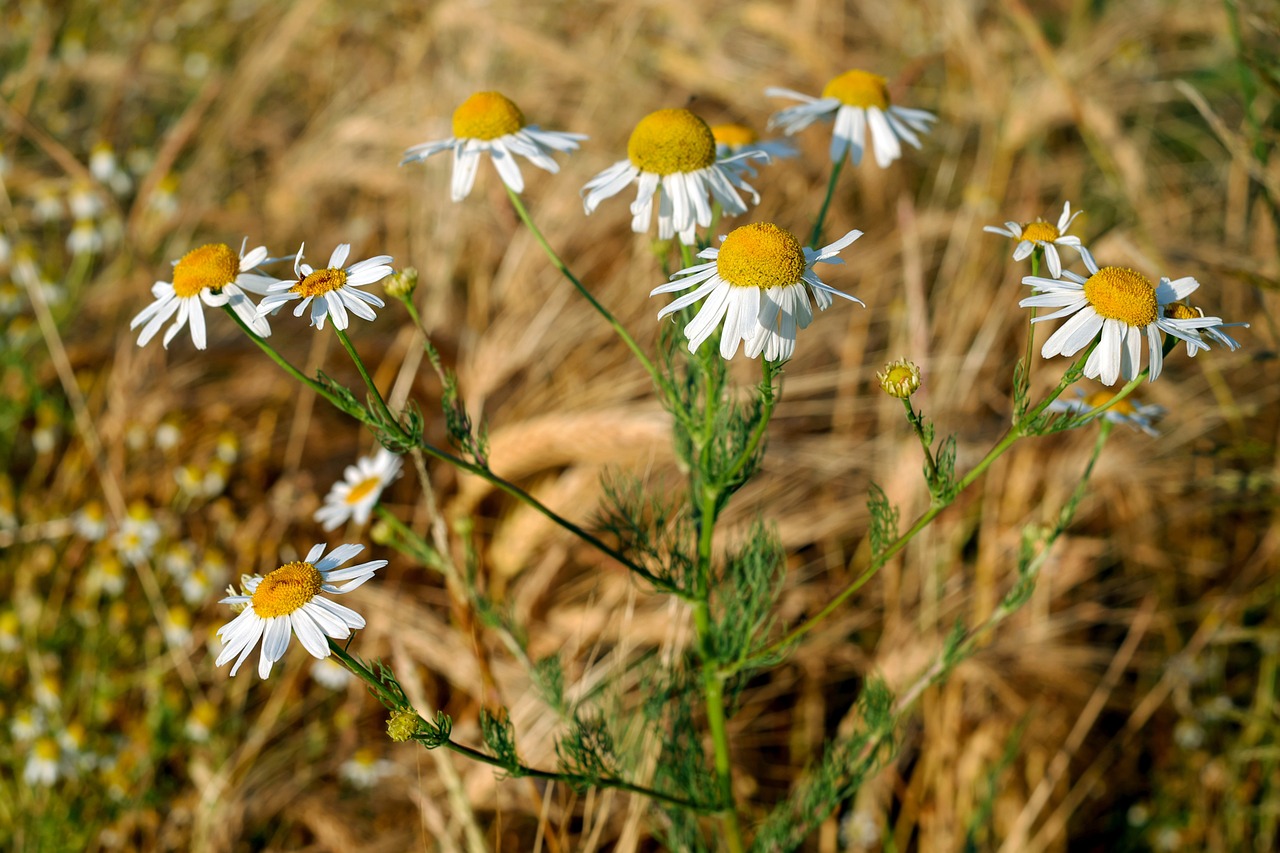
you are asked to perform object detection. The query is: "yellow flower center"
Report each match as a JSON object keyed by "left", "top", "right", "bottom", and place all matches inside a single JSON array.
[
  {"left": 822, "top": 69, "right": 889, "bottom": 109},
  {"left": 172, "top": 243, "right": 239, "bottom": 299},
  {"left": 627, "top": 109, "right": 716, "bottom": 175},
  {"left": 1020, "top": 222, "right": 1060, "bottom": 243},
  {"left": 1082, "top": 266, "right": 1157, "bottom": 326},
  {"left": 1164, "top": 302, "right": 1198, "bottom": 321},
  {"left": 716, "top": 223, "right": 807, "bottom": 290},
  {"left": 452, "top": 91, "right": 525, "bottom": 141},
  {"left": 1083, "top": 391, "right": 1138, "bottom": 416},
  {"left": 291, "top": 268, "right": 348, "bottom": 298},
  {"left": 34, "top": 737, "right": 60, "bottom": 761},
  {"left": 251, "top": 561, "right": 323, "bottom": 618},
  {"left": 711, "top": 123, "right": 758, "bottom": 148},
  {"left": 878, "top": 358, "right": 922, "bottom": 398},
  {"left": 344, "top": 476, "right": 382, "bottom": 505}
]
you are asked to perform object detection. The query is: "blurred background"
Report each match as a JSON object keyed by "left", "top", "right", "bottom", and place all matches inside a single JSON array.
[{"left": 1, "top": 0, "right": 1277, "bottom": 849}]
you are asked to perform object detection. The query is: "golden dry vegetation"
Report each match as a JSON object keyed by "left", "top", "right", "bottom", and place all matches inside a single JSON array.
[{"left": 2, "top": 0, "right": 1278, "bottom": 850}]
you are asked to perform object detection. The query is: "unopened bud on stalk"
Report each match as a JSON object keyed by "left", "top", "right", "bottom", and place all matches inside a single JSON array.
[
  {"left": 877, "top": 358, "right": 921, "bottom": 399},
  {"left": 387, "top": 708, "right": 419, "bottom": 742},
  {"left": 385, "top": 267, "right": 418, "bottom": 299}
]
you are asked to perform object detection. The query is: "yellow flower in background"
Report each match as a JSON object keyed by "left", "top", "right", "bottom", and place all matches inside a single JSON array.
[{"left": 985, "top": 201, "right": 1093, "bottom": 278}]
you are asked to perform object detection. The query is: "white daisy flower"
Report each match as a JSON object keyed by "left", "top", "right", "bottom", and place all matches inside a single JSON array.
[
  {"left": 582, "top": 108, "right": 763, "bottom": 246},
  {"left": 652, "top": 222, "right": 863, "bottom": 360},
  {"left": 711, "top": 123, "right": 797, "bottom": 177},
  {"left": 984, "top": 201, "right": 1093, "bottom": 278},
  {"left": 185, "top": 701, "right": 217, "bottom": 743},
  {"left": 11, "top": 707, "right": 44, "bottom": 742},
  {"left": 401, "top": 90, "right": 586, "bottom": 201},
  {"left": 130, "top": 240, "right": 272, "bottom": 350},
  {"left": 113, "top": 502, "right": 161, "bottom": 565},
  {"left": 767, "top": 69, "right": 936, "bottom": 168},
  {"left": 67, "top": 220, "right": 103, "bottom": 256},
  {"left": 215, "top": 542, "right": 387, "bottom": 679},
  {"left": 311, "top": 656, "right": 354, "bottom": 690},
  {"left": 31, "top": 184, "right": 63, "bottom": 223},
  {"left": 256, "top": 243, "right": 391, "bottom": 331},
  {"left": 1020, "top": 254, "right": 1228, "bottom": 385},
  {"left": 340, "top": 748, "right": 396, "bottom": 789},
  {"left": 72, "top": 500, "right": 109, "bottom": 541},
  {"left": 314, "top": 447, "right": 403, "bottom": 531},
  {"left": 1047, "top": 388, "right": 1165, "bottom": 437},
  {"left": 0, "top": 609, "right": 19, "bottom": 653},
  {"left": 1163, "top": 302, "right": 1248, "bottom": 356},
  {"left": 24, "top": 737, "right": 61, "bottom": 786}
]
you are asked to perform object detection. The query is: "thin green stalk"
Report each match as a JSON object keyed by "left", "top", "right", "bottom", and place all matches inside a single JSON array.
[
  {"left": 227, "top": 308, "right": 675, "bottom": 593},
  {"left": 720, "top": 358, "right": 777, "bottom": 485},
  {"left": 505, "top": 186, "right": 671, "bottom": 397},
  {"left": 327, "top": 641, "right": 710, "bottom": 813},
  {"left": 901, "top": 397, "right": 940, "bottom": 492},
  {"left": 808, "top": 155, "right": 846, "bottom": 248},
  {"left": 333, "top": 324, "right": 399, "bottom": 430}
]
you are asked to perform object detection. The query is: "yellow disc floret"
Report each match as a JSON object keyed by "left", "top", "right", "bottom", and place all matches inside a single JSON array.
[
  {"left": 1164, "top": 302, "right": 1199, "bottom": 321},
  {"left": 822, "top": 69, "right": 890, "bottom": 109},
  {"left": 345, "top": 476, "right": 382, "bottom": 506},
  {"left": 711, "top": 123, "right": 758, "bottom": 148},
  {"left": 1083, "top": 390, "right": 1138, "bottom": 416},
  {"left": 172, "top": 243, "right": 239, "bottom": 298},
  {"left": 251, "top": 560, "right": 323, "bottom": 618},
  {"left": 292, "top": 268, "right": 348, "bottom": 298},
  {"left": 627, "top": 109, "right": 717, "bottom": 175},
  {"left": 452, "top": 91, "right": 525, "bottom": 141},
  {"left": 1020, "top": 221, "right": 1060, "bottom": 243},
  {"left": 716, "top": 223, "right": 807, "bottom": 290},
  {"left": 877, "top": 358, "right": 922, "bottom": 399},
  {"left": 1082, "top": 266, "right": 1157, "bottom": 326}
]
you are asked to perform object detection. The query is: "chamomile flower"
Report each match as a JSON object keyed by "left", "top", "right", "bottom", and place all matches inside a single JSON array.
[
  {"left": 24, "top": 737, "right": 61, "bottom": 786},
  {"left": 72, "top": 500, "right": 109, "bottom": 541},
  {"left": 984, "top": 201, "right": 1093, "bottom": 278},
  {"left": 113, "top": 501, "right": 161, "bottom": 565},
  {"left": 340, "top": 748, "right": 396, "bottom": 789},
  {"left": 0, "top": 609, "right": 19, "bottom": 652},
  {"left": 1020, "top": 253, "right": 1227, "bottom": 385},
  {"left": 1163, "top": 302, "right": 1248, "bottom": 356},
  {"left": 1047, "top": 388, "right": 1165, "bottom": 437},
  {"left": 215, "top": 543, "right": 387, "bottom": 679},
  {"left": 652, "top": 222, "right": 863, "bottom": 360},
  {"left": 711, "top": 123, "right": 797, "bottom": 177},
  {"left": 311, "top": 656, "right": 354, "bottom": 690},
  {"left": 256, "top": 243, "right": 391, "bottom": 331},
  {"left": 401, "top": 90, "right": 586, "bottom": 201},
  {"left": 131, "top": 240, "right": 272, "bottom": 350},
  {"left": 767, "top": 69, "right": 936, "bottom": 167},
  {"left": 314, "top": 447, "right": 403, "bottom": 531},
  {"left": 582, "top": 108, "right": 763, "bottom": 245}
]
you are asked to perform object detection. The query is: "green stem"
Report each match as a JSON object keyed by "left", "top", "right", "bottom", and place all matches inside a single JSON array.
[
  {"left": 396, "top": 295, "right": 446, "bottom": 381},
  {"left": 902, "top": 397, "right": 940, "bottom": 493},
  {"left": 326, "top": 641, "right": 712, "bottom": 813},
  {"left": 808, "top": 155, "right": 846, "bottom": 248},
  {"left": 505, "top": 186, "right": 671, "bottom": 397},
  {"left": 719, "top": 358, "right": 777, "bottom": 485},
  {"left": 333, "top": 324, "right": 399, "bottom": 430}
]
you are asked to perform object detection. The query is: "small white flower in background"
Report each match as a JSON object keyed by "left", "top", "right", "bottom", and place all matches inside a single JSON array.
[
  {"left": 163, "top": 606, "right": 193, "bottom": 646},
  {"left": 113, "top": 501, "right": 161, "bottom": 565},
  {"left": 185, "top": 700, "right": 217, "bottom": 743},
  {"left": 582, "top": 108, "right": 764, "bottom": 245},
  {"left": 315, "top": 447, "right": 403, "bottom": 531},
  {"left": 34, "top": 673, "right": 61, "bottom": 711},
  {"left": 72, "top": 500, "right": 109, "bottom": 541},
  {"left": 340, "top": 748, "right": 396, "bottom": 789},
  {"left": 984, "top": 201, "right": 1093, "bottom": 278},
  {"left": 402, "top": 90, "right": 587, "bottom": 201},
  {"left": 57, "top": 722, "right": 93, "bottom": 775},
  {"left": 132, "top": 240, "right": 273, "bottom": 350},
  {"left": 181, "top": 567, "right": 215, "bottom": 606},
  {"left": 87, "top": 555, "right": 127, "bottom": 597},
  {"left": 653, "top": 222, "right": 863, "bottom": 361},
  {"left": 256, "top": 243, "right": 392, "bottom": 331},
  {"left": 0, "top": 609, "right": 19, "bottom": 652},
  {"left": 710, "top": 123, "right": 797, "bottom": 177},
  {"left": 0, "top": 280, "right": 20, "bottom": 315},
  {"left": 840, "top": 809, "right": 881, "bottom": 850},
  {"left": 147, "top": 175, "right": 180, "bottom": 222},
  {"left": 11, "top": 707, "right": 44, "bottom": 742},
  {"left": 1046, "top": 388, "right": 1165, "bottom": 437},
  {"left": 1020, "top": 253, "right": 1233, "bottom": 385},
  {"left": 67, "top": 220, "right": 103, "bottom": 256},
  {"left": 31, "top": 184, "right": 63, "bottom": 223},
  {"left": 767, "top": 69, "right": 936, "bottom": 168},
  {"left": 215, "top": 431, "right": 240, "bottom": 464},
  {"left": 67, "top": 181, "right": 104, "bottom": 221},
  {"left": 163, "top": 541, "right": 196, "bottom": 580},
  {"left": 215, "top": 542, "right": 387, "bottom": 679},
  {"left": 90, "top": 142, "right": 132, "bottom": 196},
  {"left": 24, "top": 737, "right": 61, "bottom": 786},
  {"left": 311, "top": 656, "right": 354, "bottom": 690},
  {"left": 174, "top": 464, "right": 205, "bottom": 497},
  {"left": 154, "top": 418, "right": 182, "bottom": 451},
  {"left": 1163, "top": 302, "right": 1248, "bottom": 356}
]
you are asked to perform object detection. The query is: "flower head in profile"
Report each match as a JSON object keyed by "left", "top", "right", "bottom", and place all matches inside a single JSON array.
[
  {"left": 767, "top": 69, "right": 936, "bottom": 167},
  {"left": 215, "top": 543, "right": 387, "bottom": 679},
  {"left": 1163, "top": 302, "right": 1248, "bottom": 357},
  {"left": 1047, "top": 388, "right": 1165, "bottom": 436},
  {"left": 256, "top": 243, "right": 391, "bottom": 331},
  {"left": 583, "top": 108, "right": 763, "bottom": 245},
  {"left": 711, "top": 123, "right": 797, "bottom": 177},
  {"left": 402, "top": 91, "right": 586, "bottom": 201},
  {"left": 651, "top": 222, "right": 863, "bottom": 360},
  {"left": 131, "top": 240, "right": 272, "bottom": 350},
  {"left": 314, "top": 447, "right": 403, "bottom": 531},
  {"left": 1020, "top": 253, "right": 1229, "bottom": 385},
  {"left": 984, "top": 201, "right": 1092, "bottom": 278}
]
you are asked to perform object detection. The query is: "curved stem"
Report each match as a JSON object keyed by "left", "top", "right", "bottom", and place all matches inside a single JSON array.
[
  {"left": 333, "top": 324, "right": 399, "bottom": 429},
  {"left": 808, "top": 155, "right": 846, "bottom": 248},
  {"left": 505, "top": 187, "right": 671, "bottom": 397},
  {"left": 327, "top": 641, "right": 711, "bottom": 813}
]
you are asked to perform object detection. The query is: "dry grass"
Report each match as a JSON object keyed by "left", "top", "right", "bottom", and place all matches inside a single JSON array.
[{"left": 2, "top": 0, "right": 1278, "bottom": 850}]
